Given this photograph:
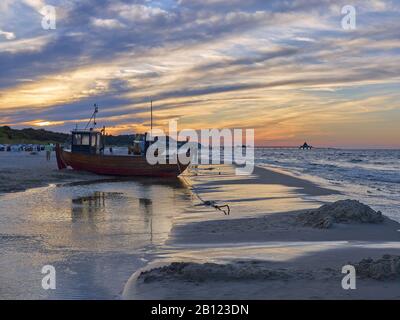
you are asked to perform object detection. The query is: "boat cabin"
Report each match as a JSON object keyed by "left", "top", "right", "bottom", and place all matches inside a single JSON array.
[{"left": 71, "top": 129, "right": 104, "bottom": 155}]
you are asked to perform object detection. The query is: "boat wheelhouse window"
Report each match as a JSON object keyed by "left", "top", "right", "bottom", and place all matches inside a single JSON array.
[
  {"left": 91, "top": 134, "right": 97, "bottom": 147},
  {"left": 72, "top": 133, "right": 82, "bottom": 145},
  {"left": 96, "top": 133, "right": 102, "bottom": 148},
  {"left": 81, "top": 134, "right": 90, "bottom": 145}
]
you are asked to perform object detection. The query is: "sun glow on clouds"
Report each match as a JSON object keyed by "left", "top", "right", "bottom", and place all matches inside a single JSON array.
[
  {"left": 0, "top": 63, "right": 120, "bottom": 109},
  {"left": 0, "top": 0, "right": 399, "bottom": 147},
  {"left": 26, "top": 120, "right": 65, "bottom": 127}
]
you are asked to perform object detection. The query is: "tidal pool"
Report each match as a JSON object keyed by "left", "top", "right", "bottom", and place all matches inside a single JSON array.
[{"left": 0, "top": 178, "right": 195, "bottom": 299}]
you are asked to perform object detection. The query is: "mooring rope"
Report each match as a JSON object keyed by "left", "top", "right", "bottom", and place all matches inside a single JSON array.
[{"left": 177, "top": 162, "right": 230, "bottom": 215}]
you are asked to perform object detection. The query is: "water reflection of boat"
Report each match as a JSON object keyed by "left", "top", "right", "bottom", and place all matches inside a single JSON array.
[
  {"left": 56, "top": 105, "right": 189, "bottom": 177},
  {"left": 71, "top": 191, "right": 108, "bottom": 222}
]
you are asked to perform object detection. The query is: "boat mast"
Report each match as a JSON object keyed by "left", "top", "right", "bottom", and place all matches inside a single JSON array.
[
  {"left": 85, "top": 103, "right": 98, "bottom": 130},
  {"left": 150, "top": 100, "right": 153, "bottom": 133}
]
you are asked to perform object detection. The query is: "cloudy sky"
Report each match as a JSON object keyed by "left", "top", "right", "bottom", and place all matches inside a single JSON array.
[{"left": 0, "top": 0, "right": 399, "bottom": 147}]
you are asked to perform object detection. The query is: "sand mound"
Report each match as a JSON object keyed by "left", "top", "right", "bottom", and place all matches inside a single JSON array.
[
  {"left": 355, "top": 255, "right": 400, "bottom": 280},
  {"left": 138, "top": 261, "right": 294, "bottom": 283},
  {"left": 297, "top": 199, "right": 384, "bottom": 229}
]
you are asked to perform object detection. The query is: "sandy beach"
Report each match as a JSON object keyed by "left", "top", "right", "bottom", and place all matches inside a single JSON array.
[
  {"left": 0, "top": 151, "right": 100, "bottom": 193},
  {"left": 123, "top": 165, "right": 400, "bottom": 300},
  {"left": 1, "top": 153, "right": 400, "bottom": 299}
]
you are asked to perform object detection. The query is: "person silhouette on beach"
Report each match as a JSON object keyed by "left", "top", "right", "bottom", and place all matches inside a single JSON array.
[{"left": 45, "top": 143, "right": 52, "bottom": 161}]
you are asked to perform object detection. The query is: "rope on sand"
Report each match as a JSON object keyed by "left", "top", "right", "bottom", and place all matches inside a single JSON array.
[{"left": 178, "top": 163, "right": 230, "bottom": 215}]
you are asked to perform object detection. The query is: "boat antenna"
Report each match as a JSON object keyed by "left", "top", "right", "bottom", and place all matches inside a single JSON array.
[
  {"left": 85, "top": 103, "right": 99, "bottom": 130},
  {"left": 150, "top": 100, "right": 153, "bottom": 133}
]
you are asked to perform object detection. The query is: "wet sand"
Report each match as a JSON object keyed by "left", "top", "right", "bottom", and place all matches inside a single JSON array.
[
  {"left": 0, "top": 151, "right": 99, "bottom": 193},
  {"left": 200, "top": 165, "right": 340, "bottom": 196},
  {"left": 124, "top": 165, "right": 400, "bottom": 300},
  {"left": 123, "top": 246, "right": 400, "bottom": 300}
]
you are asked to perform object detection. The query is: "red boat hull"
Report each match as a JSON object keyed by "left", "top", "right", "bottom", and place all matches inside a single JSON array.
[{"left": 56, "top": 145, "right": 188, "bottom": 177}]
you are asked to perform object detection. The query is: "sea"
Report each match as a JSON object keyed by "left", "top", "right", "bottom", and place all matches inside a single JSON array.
[{"left": 254, "top": 148, "right": 400, "bottom": 220}]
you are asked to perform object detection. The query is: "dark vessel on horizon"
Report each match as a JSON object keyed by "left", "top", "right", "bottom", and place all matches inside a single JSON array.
[{"left": 299, "top": 142, "right": 313, "bottom": 150}]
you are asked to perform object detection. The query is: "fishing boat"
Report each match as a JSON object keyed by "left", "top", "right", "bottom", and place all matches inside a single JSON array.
[{"left": 55, "top": 104, "right": 189, "bottom": 177}]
